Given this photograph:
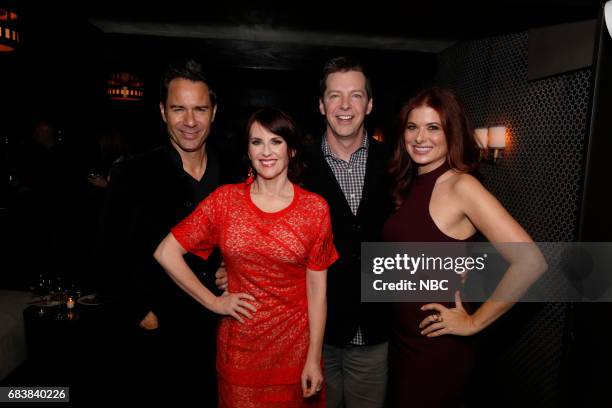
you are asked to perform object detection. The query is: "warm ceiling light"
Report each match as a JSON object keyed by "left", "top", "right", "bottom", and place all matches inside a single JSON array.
[
  {"left": 106, "top": 72, "right": 144, "bottom": 101},
  {"left": 0, "top": 7, "right": 19, "bottom": 52}
]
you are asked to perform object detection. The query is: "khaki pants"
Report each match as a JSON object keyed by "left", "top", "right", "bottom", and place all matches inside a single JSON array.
[{"left": 323, "top": 341, "right": 388, "bottom": 408}]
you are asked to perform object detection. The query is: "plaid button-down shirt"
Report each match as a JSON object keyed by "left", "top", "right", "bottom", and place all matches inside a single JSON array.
[
  {"left": 322, "top": 133, "right": 369, "bottom": 345},
  {"left": 321, "top": 134, "right": 369, "bottom": 216}
]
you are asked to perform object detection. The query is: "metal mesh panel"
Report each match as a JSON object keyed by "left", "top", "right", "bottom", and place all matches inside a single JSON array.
[{"left": 436, "top": 31, "right": 591, "bottom": 407}]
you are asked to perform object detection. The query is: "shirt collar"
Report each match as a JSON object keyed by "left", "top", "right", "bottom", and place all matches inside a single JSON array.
[
  {"left": 163, "top": 142, "right": 216, "bottom": 176},
  {"left": 321, "top": 132, "right": 369, "bottom": 158},
  {"left": 163, "top": 143, "right": 183, "bottom": 170}
]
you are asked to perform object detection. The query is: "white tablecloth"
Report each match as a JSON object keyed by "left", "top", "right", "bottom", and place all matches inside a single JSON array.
[{"left": 0, "top": 290, "right": 34, "bottom": 381}]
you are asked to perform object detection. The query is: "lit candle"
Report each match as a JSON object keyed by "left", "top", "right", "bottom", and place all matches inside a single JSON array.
[{"left": 67, "top": 296, "right": 75, "bottom": 310}]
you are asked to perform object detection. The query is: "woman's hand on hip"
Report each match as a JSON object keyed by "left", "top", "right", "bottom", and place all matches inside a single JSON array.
[
  {"left": 419, "top": 291, "right": 479, "bottom": 337},
  {"left": 210, "top": 292, "right": 257, "bottom": 323}
]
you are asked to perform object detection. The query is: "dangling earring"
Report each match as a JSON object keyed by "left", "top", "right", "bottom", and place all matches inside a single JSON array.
[{"left": 247, "top": 166, "right": 255, "bottom": 179}]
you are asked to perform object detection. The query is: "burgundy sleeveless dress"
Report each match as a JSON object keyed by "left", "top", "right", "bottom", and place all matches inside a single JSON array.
[{"left": 382, "top": 162, "right": 475, "bottom": 408}]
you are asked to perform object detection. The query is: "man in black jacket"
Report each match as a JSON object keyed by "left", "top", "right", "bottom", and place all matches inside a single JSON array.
[
  {"left": 100, "top": 59, "right": 223, "bottom": 402},
  {"left": 301, "top": 56, "right": 393, "bottom": 408}
]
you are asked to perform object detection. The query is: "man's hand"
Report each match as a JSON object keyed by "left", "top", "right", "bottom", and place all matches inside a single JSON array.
[
  {"left": 87, "top": 174, "right": 109, "bottom": 188},
  {"left": 139, "top": 310, "right": 159, "bottom": 330},
  {"left": 215, "top": 261, "right": 228, "bottom": 291}
]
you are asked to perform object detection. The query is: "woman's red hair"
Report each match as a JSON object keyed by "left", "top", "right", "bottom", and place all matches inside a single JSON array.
[{"left": 388, "top": 87, "right": 479, "bottom": 208}]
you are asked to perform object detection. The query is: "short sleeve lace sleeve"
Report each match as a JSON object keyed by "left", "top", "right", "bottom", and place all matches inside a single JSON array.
[
  {"left": 306, "top": 203, "right": 339, "bottom": 271},
  {"left": 171, "top": 187, "right": 226, "bottom": 260}
]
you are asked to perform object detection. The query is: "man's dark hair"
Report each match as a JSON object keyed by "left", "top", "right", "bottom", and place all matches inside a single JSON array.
[
  {"left": 159, "top": 58, "right": 217, "bottom": 106},
  {"left": 319, "top": 56, "right": 372, "bottom": 100}
]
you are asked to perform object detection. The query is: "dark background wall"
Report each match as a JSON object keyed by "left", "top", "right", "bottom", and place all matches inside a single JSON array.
[
  {"left": 435, "top": 20, "right": 610, "bottom": 406},
  {"left": 437, "top": 32, "right": 591, "bottom": 243},
  {"left": 573, "top": 8, "right": 612, "bottom": 408}
]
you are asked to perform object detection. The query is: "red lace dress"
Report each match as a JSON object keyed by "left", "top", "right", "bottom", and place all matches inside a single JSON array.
[{"left": 172, "top": 181, "right": 338, "bottom": 407}]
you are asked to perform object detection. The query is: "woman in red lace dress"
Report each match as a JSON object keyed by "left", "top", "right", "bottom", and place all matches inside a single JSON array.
[{"left": 155, "top": 108, "right": 338, "bottom": 407}]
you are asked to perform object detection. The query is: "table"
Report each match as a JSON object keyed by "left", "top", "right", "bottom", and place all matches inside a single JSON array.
[{"left": 23, "top": 302, "right": 112, "bottom": 388}]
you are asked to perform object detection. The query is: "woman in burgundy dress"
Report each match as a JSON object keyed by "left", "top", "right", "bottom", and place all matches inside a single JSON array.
[
  {"left": 155, "top": 108, "right": 338, "bottom": 407},
  {"left": 383, "top": 87, "right": 546, "bottom": 407}
]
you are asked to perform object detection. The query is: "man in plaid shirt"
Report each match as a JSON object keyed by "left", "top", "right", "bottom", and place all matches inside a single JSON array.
[{"left": 302, "top": 56, "right": 393, "bottom": 408}]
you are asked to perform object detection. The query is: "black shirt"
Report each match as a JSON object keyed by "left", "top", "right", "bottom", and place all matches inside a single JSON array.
[{"left": 163, "top": 143, "right": 220, "bottom": 209}]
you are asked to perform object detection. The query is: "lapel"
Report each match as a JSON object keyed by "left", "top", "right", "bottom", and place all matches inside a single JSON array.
[
  {"left": 357, "top": 139, "right": 381, "bottom": 218},
  {"left": 312, "top": 143, "right": 355, "bottom": 218},
  {"left": 310, "top": 136, "right": 382, "bottom": 220}
]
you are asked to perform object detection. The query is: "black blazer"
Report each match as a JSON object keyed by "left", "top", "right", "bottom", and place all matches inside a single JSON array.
[
  {"left": 301, "top": 137, "right": 393, "bottom": 346},
  {"left": 100, "top": 145, "right": 227, "bottom": 329}
]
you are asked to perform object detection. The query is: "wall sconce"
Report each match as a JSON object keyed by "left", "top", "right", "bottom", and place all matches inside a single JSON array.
[
  {"left": 106, "top": 72, "right": 144, "bottom": 101},
  {"left": 474, "top": 128, "right": 489, "bottom": 160},
  {"left": 0, "top": 7, "right": 19, "bottom": 52},
  {"left": 487, "top": 126, "right": 506, "bottom": 163},
  {"left": 474, "top": 126, "right": 507, "bottom": 164}
]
